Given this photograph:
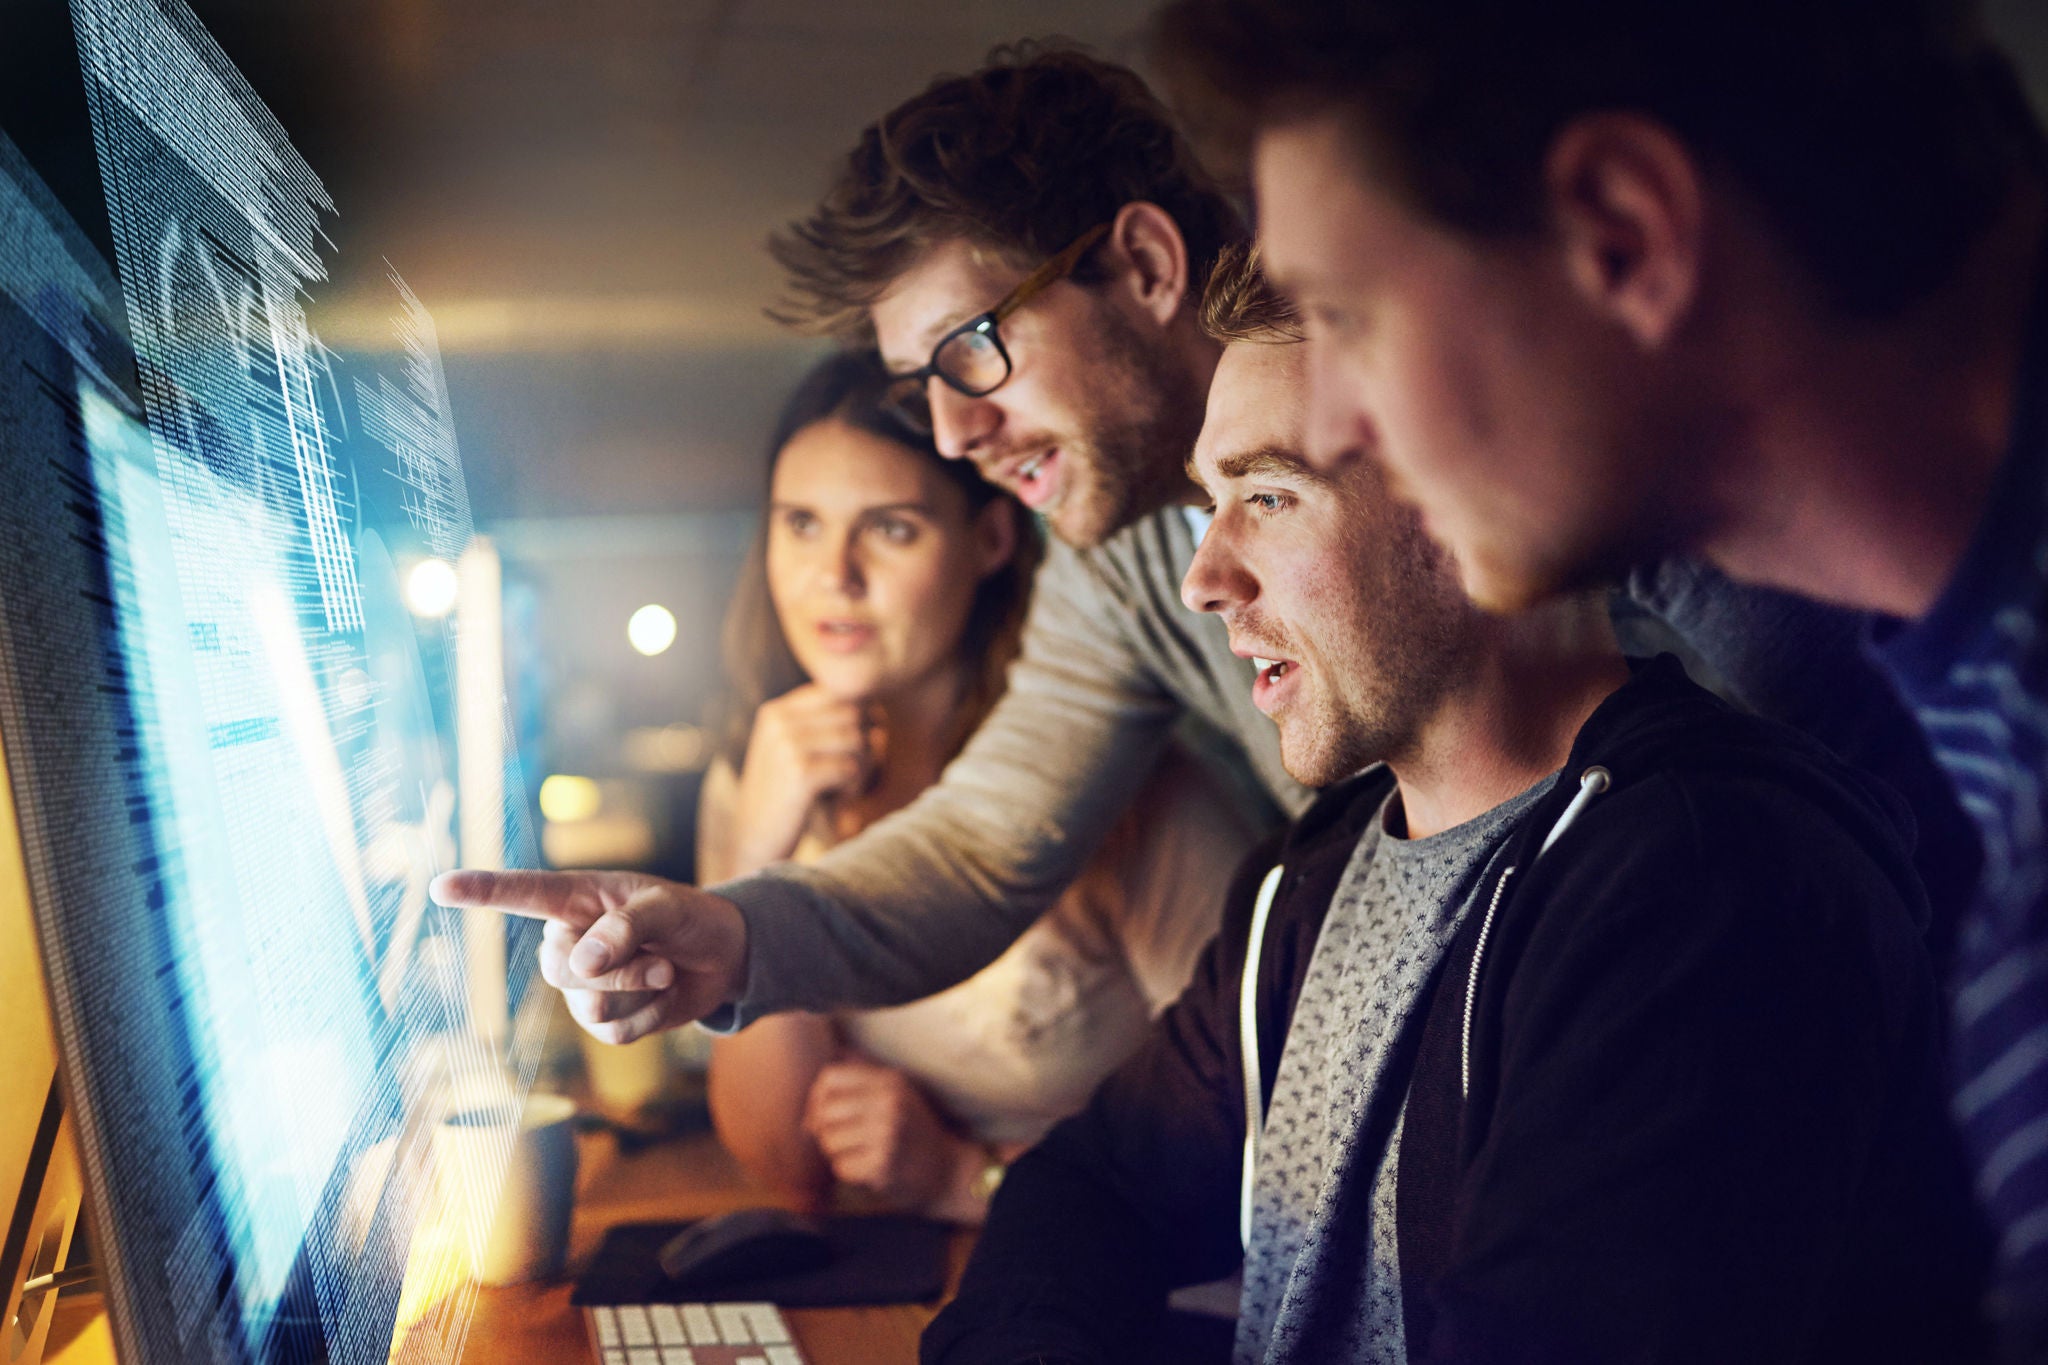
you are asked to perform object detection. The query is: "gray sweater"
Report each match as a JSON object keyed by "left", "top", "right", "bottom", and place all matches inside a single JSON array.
[{"left": 714, "top": 504, "right": 1309, "bottom": 1023}]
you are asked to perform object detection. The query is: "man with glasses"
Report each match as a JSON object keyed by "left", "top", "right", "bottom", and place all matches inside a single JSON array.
[
  {"left": 436, "top": 47, "right": 1304, "bottom": 1042},
  {"left": 876, "top": 221, "right": 1108, "bottom": 442}
]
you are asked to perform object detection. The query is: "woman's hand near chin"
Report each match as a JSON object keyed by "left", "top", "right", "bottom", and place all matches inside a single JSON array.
[{"left": 728, "top": 682, "right": 879, "bottom": 878}]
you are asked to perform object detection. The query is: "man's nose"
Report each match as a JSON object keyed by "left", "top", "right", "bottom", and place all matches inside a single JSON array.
[
  {"left": 929, "top": 380, "right": 1001, "bottom": 460},
  {"left": 1180, "top": 524, "right": 1253, "bottom": 616},
  {"left": 1303, "top": 342, "right": 1377, "bottom": 475}
]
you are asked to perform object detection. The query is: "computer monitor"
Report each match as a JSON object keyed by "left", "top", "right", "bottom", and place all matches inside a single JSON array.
[
  {"left": 0, "top": 728, "right": 88, "bottom": 1365},
  {"left": 0, "top": 2, "right": 543, "bottom": 1360}
]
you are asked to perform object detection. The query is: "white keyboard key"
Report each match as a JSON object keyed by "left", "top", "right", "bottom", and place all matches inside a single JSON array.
[
  {"left": 660, "top": 1349, "right": 697, "bottom": 1365},
  {"left": 767, "top": 1347, "right": 804, "bottom": 1365},
  {"left": 682, "top": 1303, "right": 717, "bottom": 1345},
  {"left": 629, "top": 1350, "right": 661, "bottom": 1365},
  {"left": 713, "top": 1304, "right": 753, "bottom": 1344},
  {"left": 736, "top": 1357, "right": 766, "bottom": 1365},
  {"left": 619, "top": 1305, "right": 655, "bottom": 1347},
  {"left": 742, "top": 1305, "right": 789, "bottom": 1344},
  {"left": 602, "top": 1352, "right": 626, "bottom": 1365},
  {"left": 650, "top": 1305, "right": 685, "bottom": 1345},
  {"left": 593, "top": 1306, "right": 621, "bottom": 1347}
]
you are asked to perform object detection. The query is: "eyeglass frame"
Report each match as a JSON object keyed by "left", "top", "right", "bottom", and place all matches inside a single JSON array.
[{"left": 884, "top": 222, "right": 1113, "bottom": 429}]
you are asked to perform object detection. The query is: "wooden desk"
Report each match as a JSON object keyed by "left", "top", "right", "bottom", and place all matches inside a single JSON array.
[{"left": 459, "top": 1126, "right": 972, "bottom": 1365}]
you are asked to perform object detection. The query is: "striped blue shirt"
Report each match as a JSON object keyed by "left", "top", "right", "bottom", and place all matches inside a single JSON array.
[{"left": 1873, "top": 263, "right": 2048, "bottom": 1338}]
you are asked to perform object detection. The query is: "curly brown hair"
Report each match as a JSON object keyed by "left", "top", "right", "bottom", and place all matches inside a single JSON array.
[
  {"left": 769, "top": 42, "right": 1246, "bottom": 342},
  {"left": 1199, "top": 241, "right": 1304, "bottom": 345}
]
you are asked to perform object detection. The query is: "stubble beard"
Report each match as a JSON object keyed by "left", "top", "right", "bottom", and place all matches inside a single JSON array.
[
  {"left": 1281, "top": 696, "right": 1387, "bottom": 789},
  {"left": 1233, "top": 605, "right": 1392, "bottom": 789},
  {"left": 1284, "top": 508, "right": 1478, "bottom": 788},
  {"left": 1047, "top": 308, "right": 1208, "bottom": 550}
]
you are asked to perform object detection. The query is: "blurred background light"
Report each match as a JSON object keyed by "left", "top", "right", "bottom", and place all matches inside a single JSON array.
[
  {"left": 536, "top": 773, "right": 602, "bottom": 823},
  {"left": 627, "top": 603, "right": 676, "bottom": 657},
  {"left": 403, "top": 558, "right": 459, "bottom": 618}
]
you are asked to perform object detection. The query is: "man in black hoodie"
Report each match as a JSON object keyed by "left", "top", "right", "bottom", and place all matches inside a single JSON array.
[{"left": 921, "top": 246, "right": 1988, "bottom": 1365}]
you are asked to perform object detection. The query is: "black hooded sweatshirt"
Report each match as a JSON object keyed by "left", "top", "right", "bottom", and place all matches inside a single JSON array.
[{"left": 922, "top": 656, "right": 1990, "bottom": 1365}]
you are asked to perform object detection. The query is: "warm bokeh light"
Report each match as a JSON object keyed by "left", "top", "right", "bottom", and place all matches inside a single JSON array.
[
  {"left": 626, "top": 603, "right": 676, "bottom": 657},
  {"left": 403, "top": 558, "right": 459, "bottom": 618},
  {"left": 536, "top": 774, "right": 601, "bottom": 824}
]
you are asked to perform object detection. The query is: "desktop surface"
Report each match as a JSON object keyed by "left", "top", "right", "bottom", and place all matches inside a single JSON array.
[{"left": 455, "top": 1125, "right": 971, "bottom": 1365}]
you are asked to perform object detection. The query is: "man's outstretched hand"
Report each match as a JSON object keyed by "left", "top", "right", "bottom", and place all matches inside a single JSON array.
[{"left": 429, "top": 869, "right": 748, "bottom": 1045}]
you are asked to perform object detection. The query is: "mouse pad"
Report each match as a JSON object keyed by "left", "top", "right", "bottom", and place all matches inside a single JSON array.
[{"left": 571, "top": 1214, "right": 951, "bottom": 1307}]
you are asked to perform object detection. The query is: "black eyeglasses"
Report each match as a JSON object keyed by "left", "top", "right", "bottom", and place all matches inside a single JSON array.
[{"left": 883, "top": 223, "right": 1111, "bottom": 433}]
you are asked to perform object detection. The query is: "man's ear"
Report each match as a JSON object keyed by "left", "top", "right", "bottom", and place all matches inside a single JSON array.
[
  {"left": 972, "top": 497, "right": 1020, "bottom": 578},
  {"left": 1106, "top": 201, "right": 1192, "bottom": 326},
  {"left": 1543, "top": 113, "right": 1703, "bottom": 349}
]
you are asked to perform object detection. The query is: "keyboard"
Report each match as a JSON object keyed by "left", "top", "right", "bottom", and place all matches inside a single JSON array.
[{"left": 583, "top": 1301, "right": 808, "bottom": 1365}]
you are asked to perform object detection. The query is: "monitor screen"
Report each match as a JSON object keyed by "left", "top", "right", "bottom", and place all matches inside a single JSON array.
[{"left": 0, "top": 2, "right": 542, "bottom": 1361}]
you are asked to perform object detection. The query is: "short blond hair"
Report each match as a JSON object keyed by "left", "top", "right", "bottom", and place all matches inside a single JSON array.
[{"left": 1199, "top": 240, "right": 1304, "bottom": 345}]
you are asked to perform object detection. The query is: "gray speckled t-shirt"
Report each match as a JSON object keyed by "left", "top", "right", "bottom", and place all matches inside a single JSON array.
[{"left": 1237, "top": 774, "right": 1554, "bottom": 1365}]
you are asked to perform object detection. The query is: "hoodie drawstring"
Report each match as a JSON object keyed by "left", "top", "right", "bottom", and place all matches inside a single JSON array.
[
  {"left": 1236, "top": 765, "right": 1613, "bottom": 1250},
  {"left": 1462, "top": 766, "right": 1611, "bottom": 1098},
  {"left": 1239, "top": 862, "right": 1285, "bottom": 1252}
]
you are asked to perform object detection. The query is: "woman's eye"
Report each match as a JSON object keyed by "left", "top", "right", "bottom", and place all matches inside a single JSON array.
[
  {"left": 780, "top": 509, "right": 819, "bottom": 537},
  {"left": 871, "top": 517, "right": 918, "bottom": 545}
]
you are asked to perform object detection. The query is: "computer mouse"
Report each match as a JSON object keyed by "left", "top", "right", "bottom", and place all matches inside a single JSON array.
[{"left": 656, "top": 1207, "right": 834, "bottom": 1288}]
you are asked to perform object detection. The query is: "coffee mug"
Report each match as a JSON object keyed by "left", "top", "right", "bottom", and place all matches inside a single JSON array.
[{"left": 434, "top": 1091, "right": 579, "bottom": 1286}]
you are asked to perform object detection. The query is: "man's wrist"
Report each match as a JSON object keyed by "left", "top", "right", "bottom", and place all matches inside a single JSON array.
[
  {"left": 708, "top": 891, "right": 750, "bottom": 1003},
  {"left": 683, "top": 891, "right": 750, "bottom": 1034}
]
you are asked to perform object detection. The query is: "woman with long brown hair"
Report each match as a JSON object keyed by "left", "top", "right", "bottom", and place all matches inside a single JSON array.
[{"left": 702, "top": 350, "right": 1256, "bottom": 1223}]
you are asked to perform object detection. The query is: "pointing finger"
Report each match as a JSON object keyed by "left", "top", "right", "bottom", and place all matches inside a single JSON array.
[{"left": 431, "top": 869, "right": 608, "bottom": 927}]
